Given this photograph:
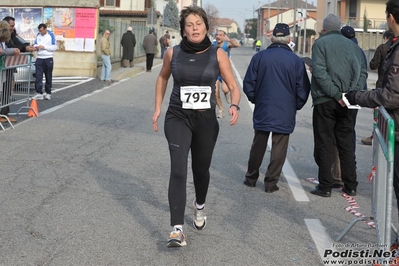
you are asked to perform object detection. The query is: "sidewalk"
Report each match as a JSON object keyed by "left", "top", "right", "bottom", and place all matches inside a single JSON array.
[{"left": 109, "top": 58, "right": 164, "bottom": 81}]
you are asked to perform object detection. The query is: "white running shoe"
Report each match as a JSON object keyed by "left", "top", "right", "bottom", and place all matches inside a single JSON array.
[
  {"left": 167, "top": 228, "right": 186, "bottom": 247},
  {"left": 193, "top": 198, "right": 207, "bottom": 230},
  {"left": 31, "top": 93, "right": 44, "bottom": 100},
  {"left": 44, "top": 94, "right": 51, "bottom": 100}
]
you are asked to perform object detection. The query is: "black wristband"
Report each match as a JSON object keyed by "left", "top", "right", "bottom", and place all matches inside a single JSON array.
[{"left": 230, "top": 104, "right": 240, "bottom": 112}]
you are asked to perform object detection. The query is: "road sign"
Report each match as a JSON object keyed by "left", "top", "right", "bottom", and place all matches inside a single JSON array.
[{"left": 298, "top": 17, "right": 305, "bottom": 28}]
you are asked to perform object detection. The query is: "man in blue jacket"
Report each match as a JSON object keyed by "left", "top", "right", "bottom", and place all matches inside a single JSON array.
[
  {"left": 310, "top": 14, "right": 367, "bottom": 197},
  {"left": 243, "top": 23, "right": 311, "bottom": 193}
]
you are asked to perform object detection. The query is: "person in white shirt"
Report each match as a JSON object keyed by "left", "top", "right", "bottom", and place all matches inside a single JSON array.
[
  {"left": 169, "top": 35, "right": 178, "bottom": 48},
  {"left": 32, "top": 23, "right": 57, "bottom": 100}
]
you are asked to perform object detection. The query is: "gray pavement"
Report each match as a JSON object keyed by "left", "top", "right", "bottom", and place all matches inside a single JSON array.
[{"left": 0, "top": 47, "right": 388, "bottom": 266}]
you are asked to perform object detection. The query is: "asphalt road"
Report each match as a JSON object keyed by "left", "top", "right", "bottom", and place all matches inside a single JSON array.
[{"left": 0, "top": 45, "right": 393, "bottom": 266}]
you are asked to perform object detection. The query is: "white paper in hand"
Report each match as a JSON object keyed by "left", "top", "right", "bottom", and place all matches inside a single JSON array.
[{"left": 342, "top": 93, "right": 361, "bottom": 109}]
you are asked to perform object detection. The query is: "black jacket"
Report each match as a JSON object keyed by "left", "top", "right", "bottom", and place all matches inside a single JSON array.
[
  {"left": 354, "top": 38, "right": 399, "bottom": 141},
  {"left": 5, "top": 31, "right": 29, "bottom": 52},
  {"left": 370, "top": 41, "right": 391, "bottom": 88}
]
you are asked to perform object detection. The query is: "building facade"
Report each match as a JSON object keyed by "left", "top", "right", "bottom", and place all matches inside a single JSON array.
[
  {"left": 316, "top": 0, "right": 386, "bottom": 32},
  {"left": 257, "top": 0, "right": 317, "bottom": 38}
]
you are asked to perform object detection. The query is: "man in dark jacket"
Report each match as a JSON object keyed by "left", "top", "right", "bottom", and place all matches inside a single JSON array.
[
  {"left": 370, "top": 30, "right": 394, "bottom": 89},
  {"left": 360, "top": 30, "right": 394, "bottom": 145},
  {"left": 242, "top": 23, "right": 310, "bottom": 193},
  {"left": 142, "top": 29, "right": 158, "bottom": 72},
  {"left": 346, "top": 0, "right": 399, "bottom": 216},
  {"left": 121, "top": 26, "right": 136, "bottom": 68},
  {"left": 310, "top": 14, "right": 367, "bottom": 198},
  {"left": 2, "top": 16, "right": 35, "bottom": 123}
]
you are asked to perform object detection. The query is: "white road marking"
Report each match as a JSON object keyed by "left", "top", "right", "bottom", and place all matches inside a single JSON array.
[
  {"left": 41, "top": 81, "right": 115, "bottom": 115},
  {"left": 283, "top": 159, "right": 310, "bottom": 201},
  {"left": 305, "top": 219, "right": 335, "bottom": 266},
  {"left": 51, "top": 78, "right": 94, "bottom": 93}
]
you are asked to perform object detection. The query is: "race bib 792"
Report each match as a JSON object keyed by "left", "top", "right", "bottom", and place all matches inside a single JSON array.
[{"left": 180, "top": 86, "right": 212, "bottom": 109}]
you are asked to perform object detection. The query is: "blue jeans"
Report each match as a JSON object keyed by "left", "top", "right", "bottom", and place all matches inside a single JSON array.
[
  {"left": 35, "top": 57, "right": 53, "bottom": 94},
  {"left": 101, "top": 55, "right": 112, "bottom": 81},
  {"left": 161, "top": 46, "right": 166, "bottom": 59}
]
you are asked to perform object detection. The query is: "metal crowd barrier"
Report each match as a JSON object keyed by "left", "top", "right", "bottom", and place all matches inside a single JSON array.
[
  {"left": 0, "top": 52, "right": 35, "bottom": 129},
  {"left": 336, "top": 106, "right": 395, "bottom": 263}
]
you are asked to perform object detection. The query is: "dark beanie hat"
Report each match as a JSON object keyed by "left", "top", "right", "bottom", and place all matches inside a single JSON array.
[
  {"left": 323, "top": 14, "right": 341, "bottom": 31},
  {"left": 341, "top": 25, "right": 356, "bottom": 39}
]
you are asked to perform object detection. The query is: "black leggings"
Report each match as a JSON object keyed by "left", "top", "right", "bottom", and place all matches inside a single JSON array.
[{"left": 164, "top": 106, "right": 219, "bottom": 226}]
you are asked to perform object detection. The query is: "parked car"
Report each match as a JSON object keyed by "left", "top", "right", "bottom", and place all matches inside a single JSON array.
[{"left": 12, "top": 35, "right": 35, "bottom": 89}]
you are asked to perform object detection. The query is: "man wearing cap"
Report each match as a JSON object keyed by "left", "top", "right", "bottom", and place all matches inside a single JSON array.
[
  {"left": 242, "top": 23, "right": 310, "bottom": 193},
  {"left": 121, "top": 26, "right": 136, "bottom": 68},
  {"left": 310, "top": 14, "right": 367, "bottom": 198}
]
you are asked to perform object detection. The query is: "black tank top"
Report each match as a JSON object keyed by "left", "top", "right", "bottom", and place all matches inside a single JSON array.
[{"left": 168, "top": 45, "right": 219, "bottom": 109}]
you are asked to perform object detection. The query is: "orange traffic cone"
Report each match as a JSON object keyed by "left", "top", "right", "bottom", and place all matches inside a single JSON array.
[{"left": 28, "top": 99, "right": 39, "bottom": 117}]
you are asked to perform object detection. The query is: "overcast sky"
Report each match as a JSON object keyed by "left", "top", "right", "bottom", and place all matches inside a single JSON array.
[{"left": 202, "top": 0, "right": 263, "bottom": 29}]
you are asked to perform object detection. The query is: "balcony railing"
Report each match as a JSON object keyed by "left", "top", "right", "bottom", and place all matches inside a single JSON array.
[{"left": 345, "top": 17, "right": 387, "bottom": 31}]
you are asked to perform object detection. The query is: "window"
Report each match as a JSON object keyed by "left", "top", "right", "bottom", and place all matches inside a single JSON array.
[
  {"left": 100, "top": 0, "right": 120, "bottom": 7},
  {"left": 105, "top": 0, "right": 115, "bottom": 6}
]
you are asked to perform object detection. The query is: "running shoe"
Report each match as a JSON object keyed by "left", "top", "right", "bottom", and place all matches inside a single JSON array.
[
  {"left": 31, "top": 93, "right": 44, "bottom": 100},
  {"left": 167, "top": 228, "right": 186, "bottom": 247},
  {"left": 193, "top": 198, "right": 207, "bottom": 230}
]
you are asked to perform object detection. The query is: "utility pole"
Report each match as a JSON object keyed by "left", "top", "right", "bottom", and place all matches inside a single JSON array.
[{"left": 302, "top": 0, "right": 308, "bottom": 57}]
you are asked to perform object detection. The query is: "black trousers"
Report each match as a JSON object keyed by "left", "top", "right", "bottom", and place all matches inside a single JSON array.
[
  {"left": 145, "top": 53, "right": 155, "bottom": 70},
  {"left": 164, "top": 106, "right": 219, "bottom": 226},
  {"left": 245, "top": 130, "right": 290, "bottom": 189},
  {"left": 313, "top": 100, "right": 358, "bottom": 192}
]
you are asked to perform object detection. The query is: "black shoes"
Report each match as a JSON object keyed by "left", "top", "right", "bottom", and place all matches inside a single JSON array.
[
  {"left": 310, "top": 187, "right": 331, "bottom": 197},
  {"left": 243, "top": 180, "right": 279, "bottom": 193},
  {"left": 342, "top": 187, "right": 357, "bottom": 196},
  {"left": 243, "top": 180, "right": 256, "bottom": 187},
  {"left": 265, "top": 185, "right": 279, "bottom": 193},
  {"left": 332, "top": 183, "right": 343, "bottom": 188}
]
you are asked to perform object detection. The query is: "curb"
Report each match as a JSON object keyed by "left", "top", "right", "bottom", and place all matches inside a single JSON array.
[{"left": 114, "top": 66, "right": 146, "bottom": 80}]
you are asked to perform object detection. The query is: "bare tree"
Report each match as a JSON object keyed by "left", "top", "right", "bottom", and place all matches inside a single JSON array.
[{"left": 203, "top": 3, "right": 220, "bottom": 35}]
